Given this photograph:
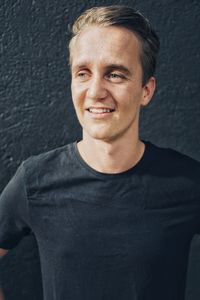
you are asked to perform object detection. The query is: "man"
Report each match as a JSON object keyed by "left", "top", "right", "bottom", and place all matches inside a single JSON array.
[{"left": 0, "top": 5, "right": 200, "bottom": 300}]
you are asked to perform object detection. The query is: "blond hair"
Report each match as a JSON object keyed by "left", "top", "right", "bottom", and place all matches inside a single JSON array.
[{"left": 69, "top": 5, "right": 160, "bottom": 85}]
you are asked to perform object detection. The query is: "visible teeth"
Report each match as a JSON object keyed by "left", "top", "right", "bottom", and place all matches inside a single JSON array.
[{"left": 88, "top": 108, "right": 113, "bottom": 113}]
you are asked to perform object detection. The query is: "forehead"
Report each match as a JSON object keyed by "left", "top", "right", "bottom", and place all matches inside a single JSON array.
[{"left": 71, "top": 25, "right": 141, "bottom": 68}]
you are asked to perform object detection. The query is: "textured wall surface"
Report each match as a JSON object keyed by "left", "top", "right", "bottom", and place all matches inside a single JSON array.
[{"left": 0, "top": 0, "right": 199, "bottom": 299}]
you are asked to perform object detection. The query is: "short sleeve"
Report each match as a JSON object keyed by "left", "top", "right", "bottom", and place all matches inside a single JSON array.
[{"left": 0, "top": 162, "right": 31, "bottom": 249}]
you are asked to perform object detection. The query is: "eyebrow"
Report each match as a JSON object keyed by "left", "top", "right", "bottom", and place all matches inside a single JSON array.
[{"left": 72, "top": 63, "right": 133, "bottom": 77}]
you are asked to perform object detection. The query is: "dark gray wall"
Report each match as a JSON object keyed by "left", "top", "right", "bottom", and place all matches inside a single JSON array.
[{"left": 0, "top": 0, "right": 199, "bottom": 299}]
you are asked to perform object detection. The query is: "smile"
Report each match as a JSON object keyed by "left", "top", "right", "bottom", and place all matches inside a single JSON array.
[{"left": 87, "top": 107, "right": 115, "bottom": 114}]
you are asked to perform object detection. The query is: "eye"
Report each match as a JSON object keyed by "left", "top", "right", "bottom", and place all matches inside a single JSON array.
[
  {"left": 77, "top": 72, "right": 87, "bottom": 77},
  {"left": 110, "top": 73, "right": 121, "bottom": 78},
  {"left": 106, "top": 72, "right": 126, "bottom": 82},
  {"left": 76, "top": 71, "right": 90, "bottom": 81}
]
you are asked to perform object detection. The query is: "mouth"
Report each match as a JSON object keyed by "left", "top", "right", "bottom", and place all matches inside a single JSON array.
[{"left": 87, "top": 107, "right": 115, "bottom": 114}]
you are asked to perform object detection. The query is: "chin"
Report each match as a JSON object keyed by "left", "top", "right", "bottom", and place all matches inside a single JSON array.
[
  {"left": 90, "top": 134, "right": 111, "bottom": 141},
  {"left": 87, "top": 131, "right": 122, "bottom": 143},
  {"left": 85, "top": 130, "right": 112, "bottom": 142}
]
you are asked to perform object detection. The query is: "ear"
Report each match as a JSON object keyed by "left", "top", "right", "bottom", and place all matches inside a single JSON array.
[{"left": 141, "top": 76, "right": 156, "bottom": 106}]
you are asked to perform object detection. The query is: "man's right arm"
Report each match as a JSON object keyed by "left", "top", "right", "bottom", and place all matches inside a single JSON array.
[
  {"left": 0, "top": 249, "right": 8, "bottom": 258},
  {"left": 0, "top": 288, "right": 5, "bottom": 300},
  {"left": 0, "top": 249, "right": 8, "bottom": 300},
  {"left": 0, "top": 162, "right": 31, "bottom": 300},
  {"left": 0, "top": 162, "right": 31, "bottom": 251}
]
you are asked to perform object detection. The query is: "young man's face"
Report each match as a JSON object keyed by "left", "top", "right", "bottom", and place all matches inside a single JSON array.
[{"left": 71, "top": 25, "right": 155, "bottom": 143}]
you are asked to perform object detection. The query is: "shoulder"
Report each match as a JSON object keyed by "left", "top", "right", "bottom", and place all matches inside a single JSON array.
[
  {"left": 147, "top": 142, "right": 200, "bottom": 169},
  {"left": 144, "top": 141, "right": 200, "bottom": 207},
  {"left": 22, "top": 142, "right": 75, "bottom": 181},
  {"left": 146, "top": 141, "right": 200, "bottom": 176}
]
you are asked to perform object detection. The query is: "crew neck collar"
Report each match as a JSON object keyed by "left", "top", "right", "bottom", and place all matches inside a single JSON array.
[{"left": 72, "top": 140, "right": 152, "bottom": 179}]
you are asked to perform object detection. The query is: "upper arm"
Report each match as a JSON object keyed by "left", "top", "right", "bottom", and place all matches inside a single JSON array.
[{"left": 0, "top": 162, "right": 31, "bottom": 249}]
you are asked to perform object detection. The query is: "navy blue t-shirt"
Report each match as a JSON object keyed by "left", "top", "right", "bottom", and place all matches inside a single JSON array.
[{"left": 0, "top": 141, "right": 200, "bottom": 300}]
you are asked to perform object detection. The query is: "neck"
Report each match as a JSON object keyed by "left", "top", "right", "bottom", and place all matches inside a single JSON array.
[{"left": 77, "top": 133, "right": 145, "bottom": 174}]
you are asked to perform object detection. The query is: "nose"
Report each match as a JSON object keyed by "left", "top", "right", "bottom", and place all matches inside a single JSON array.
[{"left": 86, "top": 76, "right": 108, "bottom": 100}]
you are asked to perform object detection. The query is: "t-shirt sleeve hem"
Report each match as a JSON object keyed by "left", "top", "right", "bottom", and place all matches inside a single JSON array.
[{"left": 0, "top": 240, "right": 19, "bottom": 250}]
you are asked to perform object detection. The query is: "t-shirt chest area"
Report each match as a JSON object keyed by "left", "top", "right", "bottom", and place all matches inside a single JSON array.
[
  {"left": 29, "top": 174, "right": 197, "bottom": 267},
  {"left": 31, "top": 197, "right": 173, "bottom": 266}
]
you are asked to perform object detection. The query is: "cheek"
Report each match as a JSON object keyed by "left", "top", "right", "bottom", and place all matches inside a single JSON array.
[
  {"left": 71, "top": 82, "right": 86, "bottom": 101},
  {"left": 112, "top": 88, "right": 133, "bottom": 110},
  {"left": 71, "top": 81, "right": 78, "bottom": 97}
]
